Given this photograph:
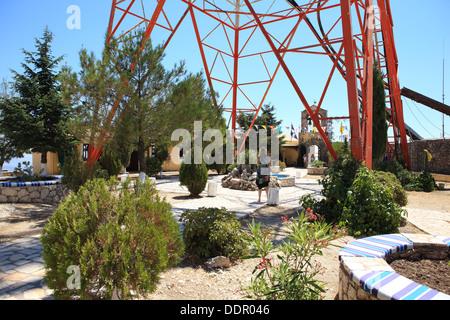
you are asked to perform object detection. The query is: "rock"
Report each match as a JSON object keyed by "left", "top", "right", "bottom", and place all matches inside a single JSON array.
[
  {"left": 205, "top": 256, "right": 231, "bottom": 268},
  {"left": 40, "top": 188, "right": 50, "bottom": 200},
  {"left": 2, "top": 188, "right": 18, "bottom": 197},
  {"left": 230, "top": 168, "right": 240, "bottom": 178},
  {"left": 29, "top": 191, "right": 40, "bottom": 199}
]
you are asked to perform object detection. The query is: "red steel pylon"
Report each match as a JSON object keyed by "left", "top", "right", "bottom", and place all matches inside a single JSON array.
[{"left": 89, "top": 0, "right": 410, "bottom": 170}]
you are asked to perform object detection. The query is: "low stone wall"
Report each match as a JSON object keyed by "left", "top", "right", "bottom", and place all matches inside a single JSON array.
[
  {"left": 277, "top": 176, "right": 295, "bottom": 187},
  {"left": 0, "top": 180, "right": 68, "bottom": 204},
  {"left": 408, "top": 139, "right": 450, "bottom": 175},
  {"left": 338, "top": 233, "right": 450, "bottom": 300},
  {"left": 307, "top": 167, "right": 326, "bottom": 175}
]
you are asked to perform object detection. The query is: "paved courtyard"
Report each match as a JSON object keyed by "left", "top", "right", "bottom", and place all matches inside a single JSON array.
[{"left": 0, "top": 167, "right": 448, "bottom": 300}]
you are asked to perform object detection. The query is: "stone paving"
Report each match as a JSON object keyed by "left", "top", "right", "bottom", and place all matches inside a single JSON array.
[{"left": 0, "top": 167, "right": 448, "bottom": 300}]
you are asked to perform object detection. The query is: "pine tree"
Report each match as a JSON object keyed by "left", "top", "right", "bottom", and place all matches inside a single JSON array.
[
  {"left": 0, "top": 27, "right": 77, "bottom": 174},
  {"left": 112, "top": 29, "right": 224, "bottom": 174},
  {"left": 0, "top": 79, "right": 25, "bottom": 176}
]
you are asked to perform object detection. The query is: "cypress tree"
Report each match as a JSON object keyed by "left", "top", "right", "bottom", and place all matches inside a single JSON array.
[{"left": 372, "top": 62, "right": 388, "bottom": 164}]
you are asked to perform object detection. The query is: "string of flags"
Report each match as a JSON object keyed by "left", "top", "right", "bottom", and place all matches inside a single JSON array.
[{"left": 254, "top": 125, "right": 283, "bottom": 134}]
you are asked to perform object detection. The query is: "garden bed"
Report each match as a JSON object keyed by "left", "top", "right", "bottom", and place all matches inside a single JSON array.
[
  {"left": 389, "top": 258, "right": 450, "bottom": 295},
  {"left": 307, "top": 167, "right": 326, "bottom": 175},
  {"left": 339, "top": 233, "right": 450, "bottom": 300}
]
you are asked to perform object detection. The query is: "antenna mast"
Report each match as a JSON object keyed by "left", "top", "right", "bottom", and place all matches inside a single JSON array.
[{"left": 443, "top": 38, "right": 446, "bottom": 139}]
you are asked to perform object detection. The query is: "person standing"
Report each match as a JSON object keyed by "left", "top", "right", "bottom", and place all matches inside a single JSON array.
[{"left": 256, "top": 147, "right": 271, "bottom": 202}]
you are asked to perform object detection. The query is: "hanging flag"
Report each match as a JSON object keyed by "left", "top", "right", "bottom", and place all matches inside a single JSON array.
[
  {"left": 290, "top": 124, "right": 298, "bottom": 139},
  {"left": 277, "top": 125, "right": 282, "bottom": 133},
  {"left": 340, "top": 123, "right": 344, "bottom": 135},
  {"left": 262, "top": 125, "right": 267, "bottom": 130},
  {"left": 424, "top": 149, "right": 432, "bottom": 162},
  {"left": 270, "top": 126, "right": 274, "bottom": 131}
]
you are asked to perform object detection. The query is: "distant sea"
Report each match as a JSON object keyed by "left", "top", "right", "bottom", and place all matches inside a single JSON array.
[{"left": 2, "top": 154, "right": 33, "bottom": 172}]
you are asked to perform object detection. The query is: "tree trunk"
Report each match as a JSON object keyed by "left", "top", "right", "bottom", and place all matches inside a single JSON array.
[
  {"left": 137, "top": 137, "right": 146, "bottom": 179},
  {"left": 40, "top": 151, "right": 48, "bottom": 175}
]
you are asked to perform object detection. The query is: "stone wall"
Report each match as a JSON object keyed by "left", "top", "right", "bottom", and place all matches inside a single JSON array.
[
  {"left": 339, "top": 262, "right": 378, "bottom": 300},
  {"left": 408, "top": 139, "right": 450, "bottom": 174},
  {"left": 0, "top": 184, "right": 69, "bottom": 204}
]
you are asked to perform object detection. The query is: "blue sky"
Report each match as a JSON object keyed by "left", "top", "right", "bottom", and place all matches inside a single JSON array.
[{"left": 0, "top": 0, "right": 449, "bottom": 168}]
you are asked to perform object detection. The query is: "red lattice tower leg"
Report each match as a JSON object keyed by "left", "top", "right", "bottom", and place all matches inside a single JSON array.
[{"left": 88, "top": 0, "right": 410, "bottom": 170}]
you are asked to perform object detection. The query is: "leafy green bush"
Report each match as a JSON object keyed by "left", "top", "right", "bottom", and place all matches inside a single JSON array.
[
  {"left": 310, "top": 160, "right": 325, "bottom": 168},
  {"left": 242, "top": 209, "right": 347, "bottom": 300},
  {"left": 179, "top": 161, "right": 208, "bottom": 196},
  {"left": 41, "top": 177, "right": 184, "bottom": 300},
  {"left": 145, "top": 156, "right": 162, "bottom": 177},
  {"left": 300, "top": 155, "right": 406, "bottom": 236},
  {"left": 374, "top": 161, "right": 414, "bottom": 187},
  {"left": 179, "top": 207, "right": 246, "bottom": 260},
  {"left": 405, "top": 171, "right": 437, "bottom": 192},
  {"left": 60, "top": 150, "right": 107, "bottom": 192},
  {"left": 99, "top": 148, "right": 123, "bottom": 177},
  {"left": 373, "top": 171, "right": 408, "bottom": 207},
  {"left": 279, "top": 161, "right": 286, "bottom": 171},
  {"left": 300, "top": 155, "right": 362, "bottom": 223},
  {"left": 342, "top": 167, "right": 406, "bottom": 236}
]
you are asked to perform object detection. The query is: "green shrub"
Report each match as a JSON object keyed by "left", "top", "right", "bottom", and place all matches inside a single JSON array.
[
  {"left": 375, "top": 161, "right": 437, "bottom": 192},
  {"left": 145, "top": 156, "right": 162, "bottom": 177},
  {"left": 300, "top": 155, "right": 406, "bottom": 236},
  {"left": 60, "top": 150, "right": 107, "bottom": 192},
  {"left": 342, "top": 167, "right": 406, "bottom": 236},
  {"left": 300, "top": 155, "right": 362, "bottom": 223},
  {"left": 374, "top": 161, "right": 414, "bottom": 187},
  {"left": 99, "top": 148, "right": 123, "bottom": 177},
  {"left": 373, "top": 171, "right": 408, "bottom": 207},
  {"left": 41, "top": 177, "right": 184, "bottom": 300},
  {"left": 279, "top": 161, "right": 286, "bottom": 171},
  {"left": 13, "top": 161, "right": 44, "bottom": 181},
  {"left": 179, "top": 161, "right": 208, "bottom": 196},
  {"left": 179, "top": 207, "right": 246, "bottom": 260},
  {"left": 310, "top": 160, "right": 325, "bottom": 168},
  {"left": 405, "top": 171, "right": 437, "bottom": 192}
]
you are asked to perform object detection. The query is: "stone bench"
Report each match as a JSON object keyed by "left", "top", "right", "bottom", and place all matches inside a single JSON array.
[{"left": 338, "top": 233, "right": 450, "bottom": 300}]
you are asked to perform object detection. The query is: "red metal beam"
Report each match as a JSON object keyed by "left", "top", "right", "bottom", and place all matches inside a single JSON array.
[
  {"left": 378, "top": 0, "right": 410, "bottom": 169},
  {"left": 363, "top": 0, "right": 374, "bottom": 169},
  {"left": 340, "top": 0, "right": 362, "bottom": 161},
  {"left": 244, "top": 0, "right": 337, "bottom": 160}
]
